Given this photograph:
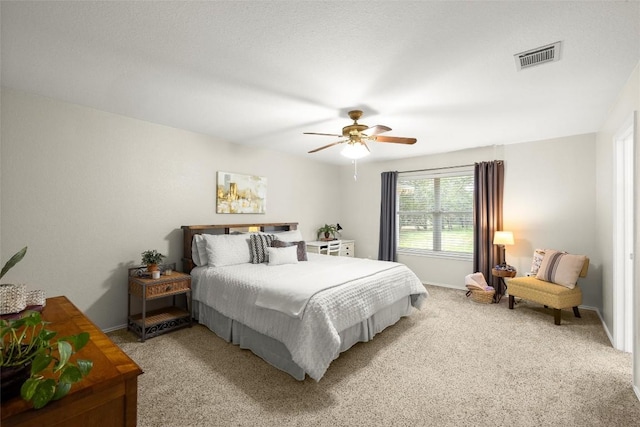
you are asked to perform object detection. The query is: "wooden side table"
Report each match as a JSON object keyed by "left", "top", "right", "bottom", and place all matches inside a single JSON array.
[
  {"left": 128, "top": 270, "right": 192, "bottom": 342},
  {"left": 492, "top": 267, "right": 517, "bottom": 303}
]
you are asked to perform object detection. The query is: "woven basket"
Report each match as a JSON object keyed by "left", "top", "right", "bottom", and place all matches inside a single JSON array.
[
  {"left": 0, "top": 283, "right": 27, "bottom": 314},
  {"left": 470, "top": 289, "right": 495, "bottom": 304},
  {"left": 26, "top": 289, "right": 46, "bottom": 306}
]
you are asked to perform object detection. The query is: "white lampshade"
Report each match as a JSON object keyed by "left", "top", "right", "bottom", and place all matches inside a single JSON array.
[
  {"left": 341, "top": 142, "right": 370, "bottom": 159},
  {"left": 493, "top": 231, "right": 514, "bottom": 246}
]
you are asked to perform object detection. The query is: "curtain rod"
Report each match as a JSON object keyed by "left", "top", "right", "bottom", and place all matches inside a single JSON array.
[
  {"left": 399, "top": 164, "right": 475, "bottom": 174},
  {"left": 399, "top": 160, "right": 503, "bottom": 174}
]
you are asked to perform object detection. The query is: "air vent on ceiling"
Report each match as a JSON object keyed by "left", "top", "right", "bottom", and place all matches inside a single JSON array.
[{"left": 514, "top": 41, "right": 562, "bottom": 71}]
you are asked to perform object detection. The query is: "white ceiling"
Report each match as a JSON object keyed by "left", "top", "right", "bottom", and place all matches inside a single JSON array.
[{"left": 1, "top": 1, "right": 639, "bottom": 165}]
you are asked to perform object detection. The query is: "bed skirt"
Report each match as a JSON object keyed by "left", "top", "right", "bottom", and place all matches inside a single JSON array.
[{"left": 193, "top": 296, "right": 415, "bottom": 380}]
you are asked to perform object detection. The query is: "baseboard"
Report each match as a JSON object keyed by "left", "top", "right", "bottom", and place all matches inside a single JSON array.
[
  {"left": 581, "top": 305, "right": 616, "bottom": 348},
  {"left": 103, "top": 323, "right": 127, "bottom": 334},
  {"left": 423, "top": 282, "right": 466, "bottom": 291}
]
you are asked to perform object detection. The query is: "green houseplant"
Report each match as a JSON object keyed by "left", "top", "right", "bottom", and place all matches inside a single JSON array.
[
  {"left": 141, "top": 249, "right": 165, "bottom": 272},
  {"left": 0, "top": 246, "right": 93, "bottom": 408},
  {"left": 316, "top": 224, "right": 339, "bottom": 240},
  {"left": 1, "top": 312, "right": 93, "bottom": 408}
]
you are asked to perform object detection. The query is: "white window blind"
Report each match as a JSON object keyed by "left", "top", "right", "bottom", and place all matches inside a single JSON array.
[{"left": 397, "top": 166, "right": 474, "bottom": 259}]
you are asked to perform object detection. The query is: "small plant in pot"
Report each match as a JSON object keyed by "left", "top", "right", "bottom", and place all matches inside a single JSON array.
[
  {"left": 0, "top": 246, "right": 93, "bottom": 408},
  {"left": 141, "top": 249, "right": 165, "bottom": 272},
  {"left": 316, "top": 224, "right": 339, "bottom": 240},
  {"left": 1, "top": 312, "right": 93, "bottom": 408}
]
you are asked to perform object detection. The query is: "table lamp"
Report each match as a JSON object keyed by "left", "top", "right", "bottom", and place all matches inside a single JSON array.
[{"left": 493, "top": 231, "right": 514, "bottom": 268}]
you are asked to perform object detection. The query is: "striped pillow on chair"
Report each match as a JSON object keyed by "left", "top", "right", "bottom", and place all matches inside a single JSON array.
[{"left": 535, "top": 250, "right": 587, "bottom": 289}]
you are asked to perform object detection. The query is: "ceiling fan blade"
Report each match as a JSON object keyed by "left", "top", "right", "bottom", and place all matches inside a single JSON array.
[
  {"left": 374, "top": 135, "right": 417, "bottom": 145},
  {"left": 308, "top": 140, "right": 345, "bottom": 153},
  {"left": 364, "top": 125, "right": 392, "bottom": 136},
  {"left": 303, "top": 132, "right": 344, "bottom": 137}
]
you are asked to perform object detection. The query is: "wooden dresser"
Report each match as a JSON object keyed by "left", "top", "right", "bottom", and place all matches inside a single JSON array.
[{"left": 1, "top": 296, "right": 143, "bottom": 427}]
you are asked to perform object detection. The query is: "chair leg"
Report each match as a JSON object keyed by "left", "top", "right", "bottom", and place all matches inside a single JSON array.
[
  {"left": 509, "top": 295, "right": 515, "bottom": 309},
  {"left": 554, "top": 309, "right": 561, "bottom": 325},
  {"left": 573, "top": 306, "right": 581, "bottom": 318}
]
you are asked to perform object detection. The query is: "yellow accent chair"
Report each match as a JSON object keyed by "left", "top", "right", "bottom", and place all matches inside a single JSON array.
[{"left": 508, "top": 252, "right": 589, "bottom": 325}]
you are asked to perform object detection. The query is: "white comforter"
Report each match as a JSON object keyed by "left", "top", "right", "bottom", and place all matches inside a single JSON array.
[{"left": 191, "top": 253, "right": 428, "bottom": 380}]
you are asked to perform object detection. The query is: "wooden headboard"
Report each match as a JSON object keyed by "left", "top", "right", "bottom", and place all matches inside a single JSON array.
[{"left": 181, "top": 222, "right": 298, "bottom": 273}]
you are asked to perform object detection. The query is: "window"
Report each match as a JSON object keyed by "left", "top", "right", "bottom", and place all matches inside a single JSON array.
[{"left": 397, "top": 166, "right": 474, "bottom": 259}]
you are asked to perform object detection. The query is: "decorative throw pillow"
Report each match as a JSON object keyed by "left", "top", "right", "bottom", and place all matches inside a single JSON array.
[
  {"left": 203, "top": 233, "right": 252, "bottom": 267},
  {"left": 271, "top": 240, "right": 308, "bottom": 261},
  {"left": 536, "top": 250, "right": 587, "bottom": 289},
  {"left": 249, "top": 234, "right": 276, "bottom": 264},
  {"left": 273, "top": 229, "right": 303, "bottom": 243},
  {"left": 267, "top": 246, "right": 299, "bottom": 266},
  {"left": 530, "top": 249, "right": 546, "bottom": 275}
]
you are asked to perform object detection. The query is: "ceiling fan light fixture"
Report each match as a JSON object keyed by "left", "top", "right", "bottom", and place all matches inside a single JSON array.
[{"left": 341, "top": 142, "right": 370, "bottom": 159}]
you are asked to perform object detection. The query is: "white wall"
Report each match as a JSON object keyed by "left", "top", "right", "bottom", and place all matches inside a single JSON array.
[
  {"left": 0, "top": 88, "right": 341, "bottom": 330},
  {"left": 503, "top": 134, "right": 598, "bottom": 306},
  {"left": 594, "top": 62, "right": 639, "bottom": 395},
  {"left": 596, "top": 63, "right": 639, "bottom": 333},
  {"left": 339, "top": 134, "right": 600, "bottom": 308}
]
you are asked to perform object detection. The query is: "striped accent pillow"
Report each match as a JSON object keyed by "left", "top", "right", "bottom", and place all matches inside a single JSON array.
[
  {"left": 535, "top": 250, "right": 587, "bottom": 289},
  {"left": 250, "top": 234, "right": 275, "bottom": 264}
]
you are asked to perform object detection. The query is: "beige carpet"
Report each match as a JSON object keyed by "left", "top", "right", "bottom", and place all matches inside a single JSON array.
[{"left": 108, "top": 285, "right": 640, "bottom": 426}]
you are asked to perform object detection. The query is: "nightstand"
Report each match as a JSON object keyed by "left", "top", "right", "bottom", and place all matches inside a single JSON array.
[{"left": 128, "top": 269, "right": 192, "bottom": 342}]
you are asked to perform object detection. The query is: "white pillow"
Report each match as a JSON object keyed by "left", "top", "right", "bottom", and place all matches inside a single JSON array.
[
  {"left": 273, "top": 229, "right": 303, "bottom": 243},
  {"left": 530, "top": 249, "right": 546, "bottom": 275},
  {"left": 191, "top": 234, "right": 209, "bottom": 266},
  {"left": 203, "top": 234, "right": 251, "bottom": 267},
  {"left": 267, "top": 245, "right": 299, "bottom": 266}
]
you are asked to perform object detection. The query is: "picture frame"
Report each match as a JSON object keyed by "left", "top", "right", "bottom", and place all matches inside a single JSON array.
[{"left": 216, "top": 171, "right": 267, "bottom": 214}]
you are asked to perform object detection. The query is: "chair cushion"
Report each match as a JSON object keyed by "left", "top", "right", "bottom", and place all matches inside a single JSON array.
[{"left": 508, "top": 276, "right": 582, "bottom": 309}]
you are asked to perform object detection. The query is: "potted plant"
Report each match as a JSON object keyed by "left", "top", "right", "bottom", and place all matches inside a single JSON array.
[
  {"left": 1, "top": 312, "right": 93, "bottom": 408},
  {"left": 0, "top": 246, "right": 27, "bottom": 281},
  {"left": 141, "top": 249, "right": 165, "bottom": 272},
  {"left": 0, "top": 246, "right": 93, "bottom": 409},
  {"left": 316, "top": 224, "right": 339, "bottom": 240}
]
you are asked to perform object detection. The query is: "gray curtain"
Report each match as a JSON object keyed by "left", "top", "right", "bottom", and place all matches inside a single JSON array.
[
  {"left": 473, "top": 161, "right": 505, "bottom": 302},
  {"left": 378, "top": 171, "right": 398, "bottom": 261}
]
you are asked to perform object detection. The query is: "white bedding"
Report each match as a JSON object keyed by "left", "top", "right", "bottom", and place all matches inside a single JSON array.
[
  {"left": 191, "top": 253, "right": 428, "bottom": 380},
  {"left": 255, "top": 255, "right": 402, "bottom": 317}
]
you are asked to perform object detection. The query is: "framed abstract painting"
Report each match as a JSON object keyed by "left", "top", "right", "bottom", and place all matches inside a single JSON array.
[{"left": 216, "top": 171, "right": 267, "bottom": 214}]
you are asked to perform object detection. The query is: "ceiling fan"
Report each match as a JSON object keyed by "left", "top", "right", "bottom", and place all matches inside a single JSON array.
[{"left": 304, "top": 110, "right": 417, "bottom": 159}]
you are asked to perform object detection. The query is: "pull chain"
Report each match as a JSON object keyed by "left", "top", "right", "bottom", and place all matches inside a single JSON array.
[{"left": 352, "top": 159, "right": 358, "bottom": 181}]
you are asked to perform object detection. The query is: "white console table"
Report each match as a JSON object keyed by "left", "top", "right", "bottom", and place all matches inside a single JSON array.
[{"left": 306, "top": 240, "right": 355, "bottom": 257}]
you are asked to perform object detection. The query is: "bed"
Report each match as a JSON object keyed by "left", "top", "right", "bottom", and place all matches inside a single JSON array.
[{"left": 181, "top": 222, "right": 428, "bottom": 381}]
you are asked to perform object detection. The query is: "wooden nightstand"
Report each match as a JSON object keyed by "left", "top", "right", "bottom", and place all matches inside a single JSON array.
[{"left": 128, "top": 269, "right": 192, "bottom": 342}]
